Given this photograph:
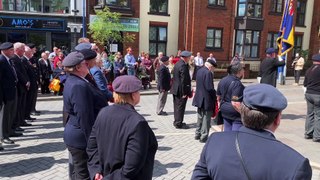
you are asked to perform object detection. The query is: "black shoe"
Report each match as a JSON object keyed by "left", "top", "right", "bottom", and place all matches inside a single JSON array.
[
  {"left": 195, "top": 136, "right": 200, "bottom": 140},
  {"left": 0, "top": 146, "right": 4, "bottom": 151},
  {"left": 10, "top": 132, "right": 23, "bottom": 137},
  {"left": 157, "top": 111, "right": 168, "bottom": 116},
  {"left": 175, "top": 123, "right": 189, "bottom": 129},
  {"left": 20, "top": 123, "right": 32, "bottom": 127},
  {"left": 305, "top": 135, "right": 313, "bottom": 139},
  {"left": 26, "top": 117, "right": 36, "bottom": 120},
  {"left": 313, "top": 138, "right": 320, "bottom": 142},
  {"left": 35, "top": 111, "right": 41, "bottom": 114},
  {"left": 15, "top": 127, "right": 25, "bottom": 132},
  {"left": 199, "top": 138, "right": 207, "bottom": 143},
  {"left": 2, "top": 138, "right": 14, "bottom": 144},
  {"left": 30, "top": 112, "right": 40, "bottom": 116}
]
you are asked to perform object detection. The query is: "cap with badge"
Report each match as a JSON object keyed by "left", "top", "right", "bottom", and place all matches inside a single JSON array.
[
  {"left": 80, "top": 49, "right": 97, "bottom": 60},
  {"left": 266, "top": 48, "right": 276, "bottom": 54},
  {"left": 243, "top": 84, "right": 287, "bottom": 111},
  {"left": 312, "top": 54, "right": 320, "bottom": 62},
  {"left": 180, "top": 51, "right": 192, "bottom": 57},
  {"left": 0, "top": 42, "right": 13, "bottom": 50},
  {"left": 112, "top": 75, "right": 142, "bottom": 93},
  {"left": 62, "top": 51, "right": 84, "bottom": 67},
  {"left": 207, "top": 59, "right": 217, "bottom": 67},
  {"left": 160, "top": 56, "right": 169, "bottom": 62},
  {"left": 75, "top": 43, "right": 92, "bottom": 51}
]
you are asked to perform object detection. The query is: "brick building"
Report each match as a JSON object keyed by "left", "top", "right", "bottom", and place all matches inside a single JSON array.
[{"left": 178, "top": 0, "right": 319, "bottom": 73}]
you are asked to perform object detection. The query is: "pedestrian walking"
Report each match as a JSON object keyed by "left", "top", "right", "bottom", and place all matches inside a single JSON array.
[
  {"left": 171, "top": 51, "right": 192, "bottom": 129},
  {"left": 192, "top": 84, "right": 312, "bottom": 180},
  {"left": 87, "top": 75, "right": 158, "bottom": 180},
  {"left": 192, "top": 59, "right": 217, "bottom": 143},
  {"left": 156, "top": 56, "right": 171, "bottom": 116}
]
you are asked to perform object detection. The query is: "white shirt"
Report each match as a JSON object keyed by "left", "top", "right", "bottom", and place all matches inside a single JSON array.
[{"left": 194, "top": 56, "right": 204, "bottom": 66}]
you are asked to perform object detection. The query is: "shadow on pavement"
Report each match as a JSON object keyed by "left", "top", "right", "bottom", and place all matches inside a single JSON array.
[
  {"left": 37, "top": 110, "right": 63, "bottom": 115},
  {"left": 282, "top": 114, "right": 306, "bottom": 120},
  {"left": 13, "top": 130, "right": 64, "bottom": 142},
  {"left": 0, "top": 142, "right": 66, "bottom": 155},
  {"left": 153, "top": 160, "right": 183, "bottom": 177},
  {"left": 158, "top": 146, "right": 172, "bottom": 151},
  {"left": 0, "top": 157, "right": 68, "bottom": 177},
  {"left": 167, "top": 110, "right": 196, "bottom": 116},
  {"left": 141, "top": 114, "right": 151, "bottom": 117}
]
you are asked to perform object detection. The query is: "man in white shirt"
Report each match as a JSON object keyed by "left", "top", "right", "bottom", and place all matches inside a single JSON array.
[{"left": 193, "top": 52, "right": 204, "bottom": 80}]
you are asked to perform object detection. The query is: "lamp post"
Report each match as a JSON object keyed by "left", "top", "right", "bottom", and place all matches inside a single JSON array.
[{"left": 82, "top": 0, "right": 86, "bottom": 37}]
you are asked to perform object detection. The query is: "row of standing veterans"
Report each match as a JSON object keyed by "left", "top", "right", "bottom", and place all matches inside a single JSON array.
[
  {"left": 0, "top": 42, "right": 40, "bottom": 150},
  {"left": 62, "top": 48, "right": 157, "bottom": 179}
]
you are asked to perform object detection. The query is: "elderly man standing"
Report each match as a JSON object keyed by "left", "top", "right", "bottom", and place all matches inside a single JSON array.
[
  {"left": 192, "top": 59, "right": 217, "bottom": 143},
  {"left": 192, "top": 84, "right": 312, "bottom": 179},
  {"left": 0, "top": 42, "right": 18, "bottom": 145},
  {"left": 156, "top": 56, "right": 171, "bottom": 116},
  {"left": 171, "top": 51, "right": 192, "bottom": 129},
  {"left": 259, "top": 48, "right": 285, "bottom": 87}
]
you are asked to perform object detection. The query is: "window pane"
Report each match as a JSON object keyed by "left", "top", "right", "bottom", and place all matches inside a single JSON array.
[
  {"left": 251, "top": 45, "right": 258, "bottom": 57},
  {"left": 244, "top": 45, "right": 251, "bottom": 57},
  {"left": 106, "top": 0, "right": 129, "bottom": 7},
  {"left": 239, "top": 0, "right": 246, "bottom": 2},
  {"left": 215, "top": 30, "right": 222, "bottom": 38},
  {"left": 16, "top": 0, "right": 27, "bottom": 11},
  {"left": 215, "top": 39, "right": 221, "bottom": 48},
  {"left": 218, "top": 0, "right": 225, "bottom": 5},
  {"left": 206, "top": 38, "right": 214, "bottom": 47},
  {"left": 236, "top": 31, "right": 244, "bottom": 44},
  {"left": 236, "top": 45, "right": 243, "bottom": 56},
  {"left": 207, "top": 29, "right": 214, "bottom": 38},
  {"left": 159, "top": 1, "right": 168, "bottom": 13},
  {"left": 254, "top": 4, "right": 262, "bottom": 17},
  {"left": 253, "top": 31, "right": 259, "bottom": 44},
  {"left": 158, "top": 43, "right": 166, "bottom": 55},
  {"left": 44, "top": 0, "right": 69, "bottom": 13},
  {"left": 245, "top": 31, "right": 252, "bottom": 43},
  {"left": 159, "top": 27, "right": 167, "bottom": 41},
  {"left": 149, "top": 43, "right": 157, "bottom": 56},
  {"left": 267, "top": 33, "right": 272, "bottom": 48},
  {"left": 150, "top": 0, "right": 157, "bottom": 12},
  {"left": 238, "top": 4, "right": 246, "bottom": 16},
  {"left": 277, "top": 0, "right": 283, "bottom": 12},
  {"left": 149, "top": 27, "right": 157, "bottom": 40},
  {"left": 273, "top": 34, "right": 278, "bottom": 48},
  {"left": 208, "top": 0, "right": 216, "bottom": 5}
]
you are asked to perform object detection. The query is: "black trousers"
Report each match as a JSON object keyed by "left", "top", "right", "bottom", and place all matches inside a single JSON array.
[
  {"left": 294, "top": 70, "right": 302, "bottom": 84},
  {"left": 25, "top": 84, "right": 38, "bottom": 118},
  {"left": 67, "top": 146, "right": 90, "bottom": 180},
  {"left": 173, "top": 95, "right": 188, "bottom": 127},
  {"left": 13, "top": 90, "right": 27, "bottom": 128},
  {"left": 41, "top": 78, "right": 50, "bottom": 94},
  {"left": 2, "top": 90, "right": 17, "bottom": 139}
]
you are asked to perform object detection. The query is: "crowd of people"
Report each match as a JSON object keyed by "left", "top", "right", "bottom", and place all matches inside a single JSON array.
[{"left": 1, "top": 36, "right": 320, "bottom": 179}]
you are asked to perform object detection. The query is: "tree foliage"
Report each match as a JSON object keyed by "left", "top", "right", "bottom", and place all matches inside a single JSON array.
[{"left": 88, "top": 7, "right": 135, "bottom": 53}]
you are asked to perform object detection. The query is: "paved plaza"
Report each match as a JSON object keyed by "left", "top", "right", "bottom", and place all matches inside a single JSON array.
[{"left": 0, "top": 78, "right": 320, "bottom": 179}]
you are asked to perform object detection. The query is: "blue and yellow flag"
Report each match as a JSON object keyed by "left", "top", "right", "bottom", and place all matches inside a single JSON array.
[{"left": 277, "top": 0, "right": 295, "bottom": 56}]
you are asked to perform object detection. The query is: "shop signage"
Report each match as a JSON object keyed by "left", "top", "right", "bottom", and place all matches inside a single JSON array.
[
  {"left": 0, "top": 16, "right": 66, "bottom": 31},
  {"left": 90, "top": 15, "right": 139, "bottom": 32}
]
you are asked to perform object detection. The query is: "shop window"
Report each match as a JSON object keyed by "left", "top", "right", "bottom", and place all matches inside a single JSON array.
[
  {"left": 208, "top": 0, "right": 225, "bottom": 7},
  {"left": 106, "top": 0, "right": 130, "bottom": 8},
  {"left": 267, "top": 32, "right": 278, "bottom": 49},
  {"left": 270, "top": 0, "right": 283, "bottom": 13},
  {"left": 235, "top": 30, "right": 260, "bottom": 58},
  {"left": 150, "top": 0, "right": 168, "bottom": 14},
  {"left": 149, "top": 26, "right": 167, "bottom": 56},
  {"left": 296, "top": 0, "right": 306, "bottom": 26},
  {"left": 206, "top": 28, "right": 222, "bottom": 49},
  {"left": 293, "top": 35, "right": 303, "bottom": 55},
  {"left": 238, "top": 0, "right": 263, "bottom": 18},
  {"left": 0, "top": 0, "right": 69, "bottom": 13}
]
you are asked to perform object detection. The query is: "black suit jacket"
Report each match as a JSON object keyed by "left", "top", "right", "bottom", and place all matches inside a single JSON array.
[
  {"left": 192, "top": 67, "right": 216, "bottom": 111},
  {"left": 0, "top": 69, "right": 3, "bottom": 106},
  {"left": 157, "top": 64, "right": 171, "bottom": 91},
  {"left": 259, "top": 57, "right": 285, "bottom": 87},
  {"left": 171, "top": 59, "right": 191, "bottom": 97},
  {"left": 21, "top": 56, "right": 38, "bottom": 87},
  {"left": 0, "top": 55, "right": 17, "bottom": 103},
  {"left": 87, "top": 104, "right": 158, "bottom": 180},
  {"left": 38, "top": 58, "right": 52, "bottom": 79},
  {"left": 192, "top": 126, "right": 312, "bottom": 180},
  {"left": 11, "top": 54, "right": 29, "bottom": 94}
]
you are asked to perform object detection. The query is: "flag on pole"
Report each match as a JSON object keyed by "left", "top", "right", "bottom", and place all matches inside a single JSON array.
[{"left": 277, "top": 0, "right": 295, "bottom": 56}]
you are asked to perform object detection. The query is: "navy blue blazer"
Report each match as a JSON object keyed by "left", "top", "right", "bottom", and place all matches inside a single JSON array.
[
  {"left": 0, "top": 55, "right": 17, "bottom": 103},
  {"left": 259, "top": 57, "right": 285, "bottom": 87},
  {"left": 171, "top": 59, "right": 191, "bottom": 97},
  {"left": 157, "top": 64, "right": 171, "bottom": 91},
  {"left": 192, "top": 126, "right": 312, "bottom": 180},
  {"left": 90, "top": 66, "right": 113, "bottom": 101},
  {"left": 63, "top": 74, "right": 107, "bottom": 150},
  {"left": 87, "top": 104, "right": 158, "bottom": 180},
  {"left": 192, "top": 67, "right": 216, "bottom": 111}
]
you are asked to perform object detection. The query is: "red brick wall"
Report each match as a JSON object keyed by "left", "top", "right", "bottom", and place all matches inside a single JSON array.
[{"left": 309, "top": 0, "right": 320, "bottom": 57}]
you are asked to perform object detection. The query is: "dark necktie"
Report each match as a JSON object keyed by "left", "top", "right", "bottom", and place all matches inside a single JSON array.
[
  {"left": 9, "top": 59, "right": 18, "bottom": 82},
  {"left": 85, "top": 73, "right": 98, "bottom": 88}
]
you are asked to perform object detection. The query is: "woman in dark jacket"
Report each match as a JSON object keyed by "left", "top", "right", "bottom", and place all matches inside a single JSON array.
[
  {"left": 62, "top": 52, "right": 107, "bottom": 180},
  {"left": 87, "top": 75, "right": 158, "bottom": 180}
]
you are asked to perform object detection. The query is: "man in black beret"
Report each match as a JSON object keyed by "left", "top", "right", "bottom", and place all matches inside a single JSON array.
[
  {"left": 193, "top": 84, "right": 312, "bottom": 179},
  {"left": 303, "top": 53, "right": 320, "bottom": 142},
  {"left": 171, "top": 51, "right": 192, "bottom": 129},
  {"left": 258, "top": 48, "right": 285, "bottom": 87},
  {"left": 79, "top": 49, "right": 99, "bottom": 88},
  {"left": 156, "top": 56, "right": 171, "bottom": 116},
  {"left": 0, "top": 42, "right": 18, "bottom": 145},
  {"left": 192, "top": 59, "right": 217, "bottom": 143}
]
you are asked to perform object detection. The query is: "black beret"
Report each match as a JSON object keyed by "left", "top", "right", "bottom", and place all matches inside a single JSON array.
[
  {"left": 207, "top": 59, "right": 217, "bottom": 67},
  {"left": 312, "top": 54, "right": 320, "bottom": 61},
  {"left": 266, "top": 48, "right": 276, "bottom": 54},
  {"left": 80, "top": 49, "right": 97, "bottom": 60},
  {"left": 62, "top": 51, "right": 84, "bottom": 67},
  {"left": 243, "top": 84, "right": 287, "bottom": 111},
  {"left": 180, "top": 51, "right": 192, "bottom": 57},
  {"left": 112, "top": 75, "right": 142, "bottom": 93},
  {"left": 160, "top": 56, "right": 169, "bottom": 62},
  {"left": 26, "top": 43, "right": 36, "bottom": 49},
  {"left": 0, "top": 42, "right": 13, "bottom": 50},
  {"left": 75, "top": 43, "right": 92, "bottom": 51}
]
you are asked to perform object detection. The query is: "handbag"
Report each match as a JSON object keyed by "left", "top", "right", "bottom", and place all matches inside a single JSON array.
[{"left": 49, "top": 78, "right": 61, "bottom": 92}]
